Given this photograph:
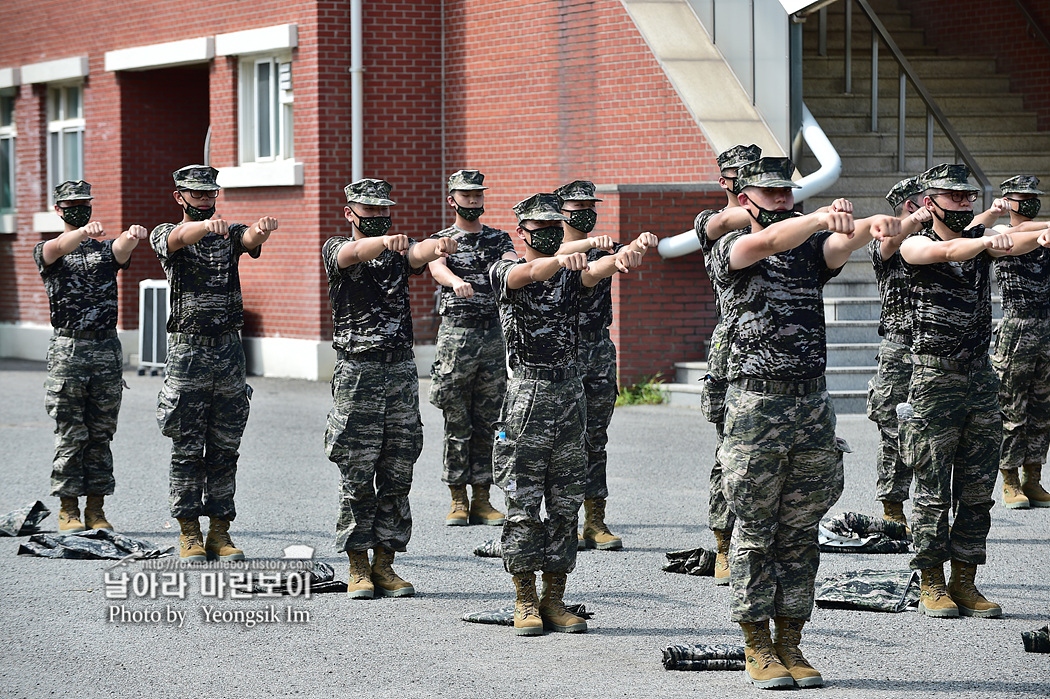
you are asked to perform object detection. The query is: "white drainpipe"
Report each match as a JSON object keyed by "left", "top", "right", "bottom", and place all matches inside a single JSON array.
[{"left": 350, "top": 0, "right": 363, "bottom": 181}]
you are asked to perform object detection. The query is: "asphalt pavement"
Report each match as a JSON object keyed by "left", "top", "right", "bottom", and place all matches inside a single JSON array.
[{"left": 0, "top": 358, "right": 1047, "bottom": 699}]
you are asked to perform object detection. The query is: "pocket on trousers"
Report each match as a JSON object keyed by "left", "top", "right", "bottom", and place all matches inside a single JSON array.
[
  {"left": 44, "top": 377, "right": 78, "bottom": 422},
  {"left": 156, "top": 385, "right": 183, "bottom": 439},
  {"left": 700, "top": 375, "right": 727, "bottom": 424},
  {"left": 324, "top": 407, "right": 351, "bottom": 462}
]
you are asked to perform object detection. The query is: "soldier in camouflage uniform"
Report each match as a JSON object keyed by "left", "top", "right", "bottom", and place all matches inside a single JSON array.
[
  {"left": 553, "top": 179, "right": 657, "bottom": 552},
  {"left": 427, "top": 170, "right": 517, "bottom": 527},
  {"left": 324, "top": 178, "right": 458, "bottom": 600},
  {"left": 867, "top": 177, "right": 934, "bottom": 530},
  {"left": 990, "top": 175, "right": 1050, "bottom": 509},
  {"left": 708, "top": 157, "right": 899, "bottom": 688},
  {"left": 35, "top": 181, "right": 148, "bottom": 534},
  {"left": 692, "top": 143, "right": 761, "bottom": 584},
  {"left": 898, "top": 164, "right": 1048, "bottom": 620},
  {"left": 151, "top": 165, "right": 278, "bottom": 563},
  {"left": 489, "top": 193, "right": 641, "bottom": 636}
]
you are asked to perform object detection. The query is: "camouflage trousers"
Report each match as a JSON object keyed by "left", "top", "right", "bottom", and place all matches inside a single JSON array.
[
  {"left": 705, "top": 321, "right": 734, "bottom": 532},
  {"left": 578, "top": 333, "right": 617, "bottom": 500},
  {"left": 326, "top": 356, "right": 422, "bottom": 553},
  {"left": 719, "top": 381, "right": 845, "bottom": 623},
  {"left": 45, "top": 335, "right": 124, "bottom": 497},
  {"left": 866, "top": 339, "right": 914, "bottom": 502},
  {"left": 900, "top": 357, "right": 1001, "bottom": 570},
  {"left": 494, "top": 375, "right": 586, "bottom": 575},
  {"left": 992, "top": 316, "right": 1050, "bottom": 471},
  {"left": 157, "top": 339, "right": 250, "bottom": 520},
  {"left": 428, "top": 321, "right": 506, "bottom": 486}
]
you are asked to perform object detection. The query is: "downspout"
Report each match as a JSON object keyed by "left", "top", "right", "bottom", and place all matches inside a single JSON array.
[{"left": 350, "top": 0, "right": 363, "bottom": 181}]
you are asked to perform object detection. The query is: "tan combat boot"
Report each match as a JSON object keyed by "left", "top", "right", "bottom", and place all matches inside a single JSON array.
[
  {"left": 1021, "top": 465, "right": 1050, "bottom": 508},
  {"left": 947, "top": 560, "right": 1002, "bottom": 618},
  {"left": 58, "top": 496, "right": 86, "bottom": 533},
  {"left": 882, "top": 500, "right": 910, "bottom": 533},
  {"left": 205, "top": 518, "right": 245, "bottom": 561},
  {"left": 539, "top": 572, "right": 587, "bottom": 633},
  {"left": 512, "top": 573, "right": 544, "bottom": 636},
  {"left": 346, "top": 550, "right": 374, "bottom": 599},
  {"left": 773, "top": 617, "right": 824, "bottom": 688},
  {"left": 740, "top": 620, "right": 795, "bottom": 689},
  {"left": 446, "top": 485, "right": 469, "bottom": 526},
  {"left": 468, "top": 484, "right": 506, "bottom": 526},
  {"left": 83, "top": 494, "right": 113, "bottom": 531},
  {"left": 371, "top": 547, "right": 415, "bottom": 597},
  {"left": 918, "top": 564, "right": 959, "bottom": 617},
  {"left": 581, "top": 498, "right": 623, "bottom": 550},
  {"left": 712, "top": 529, "right": 731, "bottom": 586},
  {"left": 1001, "top": 468, "right": 1031, "bottom": 509},
  {"left": 177, "top": 518, "right": 207, "bottom": 563}
]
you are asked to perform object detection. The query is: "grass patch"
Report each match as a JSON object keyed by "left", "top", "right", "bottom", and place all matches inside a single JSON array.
[{"left": 616, "top": 374, "right": 665, "bottom": 406}]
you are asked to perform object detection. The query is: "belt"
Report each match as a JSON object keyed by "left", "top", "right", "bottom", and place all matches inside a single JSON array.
[
  {"left": 1002, "top": 309, "right": 1050, "bottom": 320},
  {"left": 168, "top": 331, "right": 241, "bottom": 347},
  {"left": 514, "top": 366, "right": 579, "bottom": 381},
  {"left": 909, "top": 353, "right": 989, "bottom": 373},
  {"left": 443, "top": 316, "right": 499, "bottom": 330},
  {"left": 337, "top": 348, "right": 413, "bottom": 363},
  {"left": 731, "top": 376, "right": 826, "bottom": 396},
  {"left": 580, "top": 328, "right": 611, "bottom": 343},
  {"left": 53, "top": 328, "right": 118, "bottom": 340},
  {"left": 882, "top": 333, "right": 912, "bottom": 346}
]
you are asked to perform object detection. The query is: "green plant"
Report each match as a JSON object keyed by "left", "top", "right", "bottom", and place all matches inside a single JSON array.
[{"left": 615, "top": 374, "right": 665, "bottom": 406}]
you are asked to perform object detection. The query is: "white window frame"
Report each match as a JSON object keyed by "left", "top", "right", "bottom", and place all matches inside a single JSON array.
[
  {"left": 46, "top": 82, "right": 85, "bottom": 207},
  {"left": 0, "top": 90, "right": 16, "bottom": 215},
  {"left": 238, "top": 53, "right": 293, "bottom": 165}
]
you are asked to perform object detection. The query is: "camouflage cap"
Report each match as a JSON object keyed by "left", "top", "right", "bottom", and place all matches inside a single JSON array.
[
  {"left": 447, "top": 169, "right": 487, "bottom": 192},
  {"left": 885, "top": 176, "right": 924, "bottom": 210},
  {"left": 513, "top": 193, "right": 569, "bottom": 223},
  {"left": 735, "top": 157, "right": 800, "bottom": 190},
  {"left": 1000, "top": 175, "right": 1045, "bottom": 196},
  {"left": 344, "top": 178, "right": 396, "bottom": 206},
  {"left": 554, "top": 180, "right": 603, "bottom": 203},
  {"left": 918, "top": 163, "right": 980, "bottom": 193},
  {"left": 716, "top": 144, "right": 762, "bottom": 172},
  {"left": 53, "top": 180, "right": 93, "bottom": 202},
  {"left": 172, "top": 164, "right": 220, "bottom": 191}
]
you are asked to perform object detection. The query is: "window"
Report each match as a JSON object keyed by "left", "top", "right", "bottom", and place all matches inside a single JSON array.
[
  {"left": 46, "top": 83, "right": 84, "bottom": 205},
  {"left": 239, "top": 55, "right": 292, "bottom": 163},
  {"left": 0, "top": 92, "right": 14, "bottom": 212}
]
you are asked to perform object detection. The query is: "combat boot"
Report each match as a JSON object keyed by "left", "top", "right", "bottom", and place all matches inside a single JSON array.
[
  {"left": 918, "top": 565, "right": 959, "bottom": 617},
  {"left": 773, "top": 617, "right": 823, "bottom": 688},
  {"left": 581, "top": 498, "right": 623, "bottom": 550},
  {"left": 1001, "top": 468, "right": 1031, "bottom": 509},
  {"left": 371, "top": 547, "right": 415, "bottom": 597},
  {"left": 346, "top": 550, "right": 374, "bottom": 599},
  {"left": 83, "top": 494, "right": 113, "bottom": 531},
  {"left": 539, "top": 572, "right": 588, "bottom": 633},
  {"left": 1021, "top": 465, "right": 1050, "bottom": 508},
  {"left": 947, "top": 561, "right": 1002, "bottom": 618},
  {"left": 468, "top": 484, "right": 506, "bottom": 526},
  {"left": 177, "top": 518, "right": 207, "bottom": 563},
  {"left": 446, "top": 485, "right": 469, "bottom": 526},
  {"left": 512, "top": 573, "right": 544, "bottom": 636},
  {"left": 739, "top": 620, "right": 794, "bottom": 689},
  {"left": 882, "top": 500, "right": 910, "bottom": 534},
  {"left": 205, "top": 518, "right": 245, "bottom": 561},
  {"left": 712, "top": 529, "right": 731, "bottom": 585},
  {"left": 58, "top": 496, "right": 86, "bottom": 533}
]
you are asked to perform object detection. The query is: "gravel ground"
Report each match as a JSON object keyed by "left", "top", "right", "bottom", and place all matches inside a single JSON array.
[{"left": 1, "top": 358, "right": 1047, "bottom": 698}]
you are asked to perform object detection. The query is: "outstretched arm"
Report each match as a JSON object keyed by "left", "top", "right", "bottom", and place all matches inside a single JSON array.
[
  {"left": 581, "top": 247, "right": 644, "bottom": 287},
  {"left": 505, "top": 252, "right": 591, "bottom": 289},
  {"left": 728, "top": 210, "right": 854, "bottom": 271},
  {"left": 112, "top": 225, "right": 149, "bottom": 265},
  {"left": 41, "top": 221, "right": 104, "bottom": 266},
  {"left": 242, "top": 216, "right": 279, "bottom": 251}
]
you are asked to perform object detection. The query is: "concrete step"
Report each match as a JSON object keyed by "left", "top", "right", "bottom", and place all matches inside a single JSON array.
[
  {"left": 826, "top": 320, "right": 882, "bottom": 344},
  {"left": 804, "top": 131, "right": 1050, "bottom": 155},
  {"left": 659, "top": 382, "right": 869, "bottom": 415},
  {"left": 675, "top": 361, "right": 708, "bottom": 385},
  {"left": 827, "top": 366, "right": 877, "bottom": 391},
  {"left": 800, "top": 152, "right": 1050, "bottom": 176},
  {"left": 805, "top": 93, "right": 1027, "bottom": 116},
  {"left": 826, "top": 277, "right": 881, "bottom": 296},
  {"left": 830, "top": 391, "right": 868, "bottom": 415},
  {"left": 802, "top": 29, "right": 932, "bottom": 53},
  {"left": 805, "top": 74, "right": 1008, "bottom": 96},
  {"left": 815, "top": 112, "right": 1039, "bottom": 134},
  {"left": 823, "top": 296, "right": 1004, "bottom": 320},
  {"left": 804, "top": 56, "right": 998, "bottom": 79}
]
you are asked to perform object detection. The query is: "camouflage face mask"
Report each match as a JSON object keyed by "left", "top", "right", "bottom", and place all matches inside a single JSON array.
[
  {"left": 356, "top": 215, "right": 392, "bottom": 237},
  {"left": 1010, "top": 198, "right": 1041, "bottom": 220},
  {"left": 59, "top": 205, "right": 92, "bottom": 229},
  {"left": 184, "top": 202, "right": 216, "bottom": 221},
  {"left": 749, "top": 204, "right": 798, "bottom": 227},
  {"left": 566, "top": 209, "right": 598, "bottom": 234},
  {"left": 522, "top": 225, "right": 564, "bottom": 255},
  {"left": 455, "top": 205, "right": 484, "bottom": 222},
  {"left": 930, "top": 200, "right": 974, "bottom": 233}
]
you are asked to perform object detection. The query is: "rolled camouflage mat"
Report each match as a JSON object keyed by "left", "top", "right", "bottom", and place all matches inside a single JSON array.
[
  {"left": 462, "top": 604, "right": 592, "bottom": 625},
  {"left": 662, "top": 643, "right": 746, "bottom": 671},
  {"left": 16, "top": 529, "right": 174, "bottom": 560},
  {"left": 1022, "top": 625, "right": 1050, "bottom": 653},
  {"left": 662, "top": 547, "right": 717, "bottom": 576},
  {"left": 819, "top": 511, "right": 911, "bottom": 554},
  {"left": 0, "top": 501, "right": 51, "bottom": 537},
  {"left": 473, "top": 539, "right": 502, "bottom": 558},
  {"left": 816, "top": 568, "right": 919, "bottom": 613}
]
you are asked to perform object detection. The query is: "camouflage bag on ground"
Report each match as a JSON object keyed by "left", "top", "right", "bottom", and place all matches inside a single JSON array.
[
  {"left": 1022, "top": 625, "right": 1050, "bottom": 653},
  {"left": 819, "top": 510, "right": 911, "bottom": 553},
  {"left": 662, "top": 547, "right": 717, "bottom": 576},
  {"left": 17, "top": 529, "right": 174, "bottom": 560},
  {"left": 473, "top": 539, "right": 502, "bottom": 558},
  {"left": 462, "top": 604, "right": 593, "bottom": 625},
  {"left": 662, "top": 643, "right": 746, "bottom": 671},
  {"left": 0, "top": 501, "right": 51, "bottom": 536},
  {"left": 815, "top": 568, "right": 919, "bottom": 612}
]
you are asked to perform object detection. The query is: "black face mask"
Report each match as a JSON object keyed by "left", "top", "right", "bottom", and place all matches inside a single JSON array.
[
  {"left": 748, "top": 204, "right": 798, "bottom": 227},
  {"left": 60, "top": 205, "right": 92, "bottom": 228},
  {"left": 930, "top": 200, "right": 974, "bottom": 233},
  {"left": 455, "top": 205, "right": 484, "bottom": 222},
  {"left": 522, "top": 225, "right": 564, "bottom": 255},
  {"left": 356, "top": 215, "right": 392, "bottom": 237},
  {"left": 184, "top": 202, "right": 216, "bottom": 221},
  {"left": 1011, "top": 198, "right": 1042, "bottom": 220},
  {"left": 565, "top": 209, "right": 598, "bottom": 234},
  {"left": 723, "top": 177, "right": 737, "bottom": 195}
]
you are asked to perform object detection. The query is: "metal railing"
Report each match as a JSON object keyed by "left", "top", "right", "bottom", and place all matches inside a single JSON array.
[{"left": 817, "top": 0, "right": 994, "bottom": 208}]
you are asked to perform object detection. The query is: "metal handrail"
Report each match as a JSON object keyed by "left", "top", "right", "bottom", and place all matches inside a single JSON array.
[
  {"left": 1011, "top": 0, "right": 1050, "bottom": 52},
  {"left": 832, "top": 0, "right": 995, "bottom": 208}
]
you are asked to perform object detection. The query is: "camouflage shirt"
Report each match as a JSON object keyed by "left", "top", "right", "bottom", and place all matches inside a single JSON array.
[
  {"left": 695, "top": 208, "right": 752, "bottom": 318},
  {"left": 431, "top": 224, "right": 515, "bottom": 321},
  {"left": 994, "top": 246, "right": 1050, "bottom": 317},
  {"left": 869, "top": 239, "right": 911, "bottom": 341},
  {"left": 322, "top": 237, "right": 422, "bottom": 354},
  {"left": 904, "top": 226, "right": 992, "bottom": 360},
  {"left": 34, "top": 238, "right": 128, "bottom": 331},
  {"left": 490, "top": 258, "right": 588, "bottom": 372},
  {"left": 578, "top": 243, "right": 625, "bottom": 337},
  {"left": 710, "top": 228, "right": 841, "bottom": 381}
]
